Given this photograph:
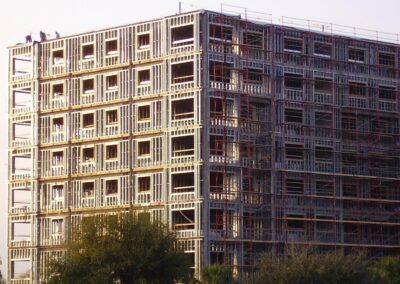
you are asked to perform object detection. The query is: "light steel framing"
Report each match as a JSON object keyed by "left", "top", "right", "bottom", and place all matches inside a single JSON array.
[{"left": 8, "top": 9, "right": 400, "bottom": 283}]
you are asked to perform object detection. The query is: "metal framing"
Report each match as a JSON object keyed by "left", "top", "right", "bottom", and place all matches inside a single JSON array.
[{"left": 7, "top": 9, "right": 400, "bottom": 283}]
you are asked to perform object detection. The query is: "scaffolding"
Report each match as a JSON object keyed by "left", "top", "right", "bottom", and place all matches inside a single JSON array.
[{"left": 7, "top": 8, "right": 400, "bottom": 283}]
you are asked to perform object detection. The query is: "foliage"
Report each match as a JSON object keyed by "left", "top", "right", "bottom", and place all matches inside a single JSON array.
[
  {"left": 254, "top": 246, "right": 371, "bottom": 284},
  {"left": 201, "top": 264, "right": 235, "bottom": 284},
  {"left": 371, "top": 256, "right": 400, "bottom": 284},
  {"left": 0, "top": 259, "right": 2, "bottom": 282},
  {"left": 48, "top": 212, "right": 192, "bottom": 284}
]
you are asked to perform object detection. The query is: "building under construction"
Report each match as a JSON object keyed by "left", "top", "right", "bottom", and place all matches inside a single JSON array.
[{"left": 8, "top": 8, "right": 400, "bottom": 283}]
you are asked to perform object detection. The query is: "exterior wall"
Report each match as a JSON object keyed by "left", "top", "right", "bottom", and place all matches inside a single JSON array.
[{"left": 8, "top": 10, "right": 400, "bottom": 283}]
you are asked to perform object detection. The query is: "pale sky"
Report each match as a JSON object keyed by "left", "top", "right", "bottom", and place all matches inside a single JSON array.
[{"left": 1, "top": 0, "right": 399, "bottom": 279}]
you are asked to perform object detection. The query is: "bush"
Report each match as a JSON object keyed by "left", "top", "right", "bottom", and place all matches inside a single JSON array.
[{"left": 254, "top": 246, "right": 371, "bottom": 284}]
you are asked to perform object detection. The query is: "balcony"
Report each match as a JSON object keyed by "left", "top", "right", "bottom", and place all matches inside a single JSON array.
[
  {"left": 12, "top": 138, "right": 32, "bottom": 148},
  {"left": 80, "top": 127, "right": 95, "bottom": 139},
  {"left": 171, "top": 135, "right": 195, "bottom": 164},
  {"left": 285, "top": 159, "right": 305, "bottom": 171},
  {"left": 284, "top": 88, "right": 304, "bottom": 101},
  {"left": 51, "top": 165, "right": 65, "bottom": 176},
  {"left": 105, "top": 124, "right": 119, "bottom": 136},
  {"left": 81, "top": 197, "right": 95, "bottom": 208},
  {"left": 81, "top": 162, "right": 95, "bottom": 173},
  {"left": 105, "top": 194, "right": 119, "bottom": 206},
  {"left": 105, "top": 159, "right": 119, "bottom": 171},
  {"left": 51, "top": 233, "right": 63, "bottom": 245},
  {"left": 137, "top": 192, "right": 151, "bottom": 204}
]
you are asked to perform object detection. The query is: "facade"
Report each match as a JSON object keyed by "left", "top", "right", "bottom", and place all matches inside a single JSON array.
[{"left": 8, "top": 9, "right": 400, "bottom": 283}]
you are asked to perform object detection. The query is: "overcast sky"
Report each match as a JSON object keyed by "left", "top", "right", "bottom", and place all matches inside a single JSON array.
[{"left": 1, "top": 0, "right": 400, "bottom": 279}]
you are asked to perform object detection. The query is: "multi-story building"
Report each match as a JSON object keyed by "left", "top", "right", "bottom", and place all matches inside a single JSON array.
[{"left": 8, "top": 9, "right": 400, "bottom": 283}]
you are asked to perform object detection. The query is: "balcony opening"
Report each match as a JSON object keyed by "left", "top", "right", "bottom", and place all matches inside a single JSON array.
[
  {"left": 315, "top": 112, "right": 332, "bottom": 127},
  {"left": 105, "top": 39, "right": 118, "bottom": 55},
  {"left": 172, "top": 98, "right": 194, "bottom": 120},
  {"left": 138, "top": 105, "right": 150, "bottom": 121},
  {"left": 106, "top": 109, "right": 118, "bottom": 125},
  {"left": 82, "top": 147, "right": 94, "bottom": 163},
  {"left": 138, "top": 33, "right": 150, "bottom": 49},
  {"left": 82, "top": 181, "right": 94, "bottom": 198},
  {"left": 171, "top": 61, "right": 194, "bottom": 84},
  {"left": 138, "top": 69, "right": 150, "bottom": 85},
  {"left": 210, "top": 97, "right": 223, "bottom": 115},
  {"left": 106, "top": 179, "right": 118, "bottom": 195},
  {"left": 287, "top": 215, "right": 305, "bottom": 229},
  {"left": 286, "top": 179, "right": 303, "bottom": 194},
  {"left": 239, "top": 143, "right": 254, "bottom": 159},
  {"left": 284, "top": 74, "right": 303, "bottom": 89},
  {"left": 316, "top": 180, "right": 334, "bottom": 196},
  {"left": 52, "top": 151, "right": 64, "bottom": 165},
  {"left": 12, "top": 222, "right": 30, "bottom": 241},
  {"left": 341, "top": 113, "right": 356, "bottom": 130},
  {"left": 379, "top": 86, "right": 396, "bottom": 100},
  {"left": 106, "top": 75, "right": 118, "bottom": 90},
  {"left": 52, "top": 49, "right": 64, "bottom": 65},
  {"left": 378, "top": 52, "right": 395, "bottom": 67},
  {"left": 52, "top": 83, "right": 64, "bottom": 97},
  {"left": 52, "top": 185, "right": 63, "bottom": 201},
  {"left": 210, "top": 209, "right": 223, "bottom": 230},
  {"left": 82, "top": 43, "right": 94, "bottom": 59},
  {"left": 314, "top": 78, "right": 332, "bottom": 92},
  {"left": 12, "top": 155, "right": 32, "bottom": 175},
  {"left": 106, "top": 144, "right": 118, "bottom": 160},
  {"left": 138, "top": 176, "right": 151, "bottom": 192},
  {"left": 82, "top": 78, "right": 94, "bottom": 93},
  {"left": 171, "top": 24, "right": 194, "bottom": 46},
  {"left": 315, "top": 146, "right": 333, "bottom": 162},
  {"left": 52, "top": 117, "right": 64, "bottom": 131},
  {"left": 371, "top": 118, "right": 392, "bottom": 134},
  {"left": 186, "top": 252, "right": 195, "bottom": 270},
  {"left": 243, "top": 68, "right": 263, "bottom": 84},
  {"left": 11, "top": 260, "right": 30, "bottom": 280},
  {"left": 284, "top": 38, "right": 302, "bottom": 53},
  {"left": 210, "top": 172, "right": 223, "bottom": 193},
  {"left": 138, "top": 140, "right": 150, "bottom": 156},
  {"left": 209, "top": 97, "right": 233, "bottom": 118},
  {"left": 343, "top": 183, "right": 357, "bottom": 197},
  {"left": 52, "top": 219, "right": 63, "bottom": 235},
  {"left": 314, "top": 42, "right": 331, "bottom": 57},
  {"left": 348, "top": 48, "right": 365, "bottom": 63},
  {"left": 285, "top": 108, "right": 303, "bottom": 123},
  {"left": 211, "top": 252, "right": 224, "bottom": 265},
  {"left": 82, "top": 113, "right": 94, "bottom": 128},
  {"left": 243, "top": 32, "right": 262, "bottom": 48},
  {"left": 316, "top": 217, "right": 334, "bottom": 232},
  {"left": 210, "top": 135, "right": 224, "bottom": 155},
  {"left": 342, "top": 152, "right": 357, "bottom": 166},
  {"left": 13, "top": 121, "right": 31, "bottom": 141},
  {"left": 172, "top": 172, "right": 194, "bottom": 193},
  {"left": 285, "top": 144, "right": 303, "bottom": 160},
  {"left": 209, "top": 61, "right": 232, "bottom": 83},
  {"left": 12, "top": 188, "right": 30, "bottom": 209},
  {"left": 172, "top": 135, "right": 194, "bottom": 157},
  {"left": 209, "top": 24, "right": 233, "bottom": 41},
  {"left": 13, "top": 55, "right": 32, "bottom": 76},
  {"left": 172, "top": 210, "right": 195, "bottom": 230},
  {"left": 13, "top": 87, "right": 32, "bottom": 108},
  {"left": 349, "top": 81, "right": 367, "bottom": 96}
]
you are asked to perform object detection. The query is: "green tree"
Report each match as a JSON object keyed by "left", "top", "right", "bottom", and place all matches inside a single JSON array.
[
  {"left": 48, "top": 212, "right": 192, "bottom": 284},
  {"left": 201, "top": 264, "right": 235, "bottom": 284},
  {"left": 254, "top": 246, "right": 371, "bottom": 284},
  {"left": 371, "top": 256, "right": 400, "bottom": 284}
]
